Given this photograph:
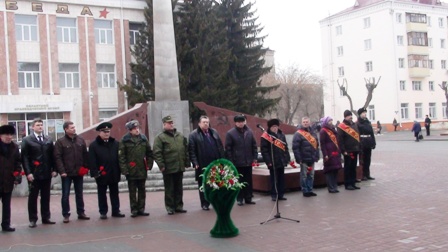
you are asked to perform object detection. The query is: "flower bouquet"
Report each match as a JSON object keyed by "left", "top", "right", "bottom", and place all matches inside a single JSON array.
[{"left": 200, "top": 158, "right": 245, "bottom": 238}]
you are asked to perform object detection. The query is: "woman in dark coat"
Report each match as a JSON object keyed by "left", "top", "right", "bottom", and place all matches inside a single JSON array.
[{"left": 319, "top": 116, "right": 342, "bottom": 193}]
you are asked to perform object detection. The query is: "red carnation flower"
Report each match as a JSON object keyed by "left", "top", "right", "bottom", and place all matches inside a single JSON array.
[
  {"left": 21, "top": 171, "right": 25, "bottom": 176},
  {"left": 99, "top": 166, "right": 104, "bottom": 171},
  {"left": 331, "top": 151, "right": 339, "bottom": 156},
  {"left": 129, "top": 161, "right": 136, "bottom": 168},
  {"left": 13, "top": 171, "right": 19, "bottom": 177},
  {"left": 229, "top": 179, "right": 234, "bottom": 185},
  {"left": 101, "top": 171, "right": 107, "bottom": 176},
  {"left": 33, "top": 161, "right": 40, "bottom": 166},
  {"left": 78, "top": 166, "right": 89, "bottom": 176},
  {"left": 289, "top": 161, "right": 297, "bottom": 168},
  {"left": 218, "top": 181, "right": 224, "bottom": 187}
]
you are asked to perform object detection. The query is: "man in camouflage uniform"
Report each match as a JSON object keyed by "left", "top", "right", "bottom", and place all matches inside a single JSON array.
[
  {"left": 153, "top": 116, "right": 190, "bottom": 215},
  {"left": 118, "top": 120, "right": 154, "bottom": 218}
]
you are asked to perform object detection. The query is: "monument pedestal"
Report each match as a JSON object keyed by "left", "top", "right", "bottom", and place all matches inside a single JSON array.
[{"left": 147, "top": 101, "right": 190, "bottom": 144}]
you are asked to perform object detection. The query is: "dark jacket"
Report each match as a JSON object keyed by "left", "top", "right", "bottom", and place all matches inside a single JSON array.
[
  {"left": 21, "top": 134, "right": 54, "bottom": 180},
  {"left": 89, "top": 136, "right": 121, "bottom": 185},
  {"left": 337, "top": 120, "right": 361, "bottom": 153},
  {"left": 0, "top": 141, "right": 22, "bottom": 193},
  {"left": 54, "top": 134, "right": 89, "bottom": 177},
  {"left": 292, "top": 126, "right": 319, "bottom": 165},
  {"left": 356, "top": 118, "right": 376, "bottom": 149},
  {"left": 153, "top": 129, "right": 189, "bottom": 175},
  {"left": 189, "top": 127, "right": 224, "bottom": 180},
  {"left": 261, "top": 129, "right": 291, "bottom": 169},
  {"left": 118, "top": 133, "right": 154, "bottom": 180},
  {"left": 225, "top": 126, "right": 257, "bottom": 167},
  {"left": 425, "top": 117, "right": 431, "bottom": 126},
  {"left": 411, "top": 122, "right": 422, "bottom": 133},
  {"left": 319, "top": 126, "right": 342, "bottom": 173}
]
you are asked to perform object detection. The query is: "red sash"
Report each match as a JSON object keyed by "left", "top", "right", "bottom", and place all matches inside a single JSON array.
[
  {"left": 337, "top": 123, "right": 360, "bottom": 142},
  {"left": 261, "top": 132, "right": 286, "bottom": 151},
  {"left": 296, "top": 129, "right": 318, "bottom": 150},
  {"left": 323, "top": 128, "right": 339, "bottom": 150}
]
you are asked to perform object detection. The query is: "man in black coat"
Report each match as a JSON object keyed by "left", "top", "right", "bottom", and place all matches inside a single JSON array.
[
  {"left": 225, "top": 114, "right": 258, "bottom": 206},
  {"left": 189, "top": 116, "right": 224, "bottom": 210},
  {"left": 356, "top": 108, "right": 376, "bottom": 181},
  {"left": 89, "top": 122, "right": 125, "bottom": 219},
  {"left": 21, "top": 118, "right": 57, "bottom": 228},
  {"left": 261, "top": 119, "right": 291, "bottom": 201},
  {"left": 424, "top": 115, "right": 432, "bottom": 136},
  {"left": 337, "top": 110, "right": 361, "bottom": 190}
]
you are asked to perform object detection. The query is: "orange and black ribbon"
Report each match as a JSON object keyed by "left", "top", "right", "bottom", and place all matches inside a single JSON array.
[{"left": 297, "top": 129, "right": 318, "bottom": 150}]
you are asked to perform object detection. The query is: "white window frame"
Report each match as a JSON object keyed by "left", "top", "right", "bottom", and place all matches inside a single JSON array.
[
  {"left": 401, "top": 103, "right": 409, "bottom": 119},
  {"left": 364, "top": 39, "right": 372, "bottom": 50},
  {"left": 397, "top": 35, "right": 404, "bottom": 45},
  {"left": 400, "top": 80, "right": 406, "bottom": 91},
  {"left": 415, "top": 103, "right": 423, "bottom": 119},
  {"left": 441, "top": 39, "right": 446, "bottom": 49},
  {"left": 428, "top": 38, "right": 433, "bottom": 47},
  {"left": 338, "top": 67, "right": 344, "bottom": 77},
  {"left": 364, "top": 17, "right": 371, "bottom": 28},
  {"left": 15, "top": 15, "right": 38, "bottom": 42},
  {"left": 427, "top": 16, "right": 432, "bottom": 27},
  {"left": 412, "top": 81, "right": 422, "bottom": 91},
  {"left": 439, "top": 17, "right": 444, "bottom": 28},
  {"left": 56, "top": 17, "right": 77, "bottom": 43},
  {"left": 442, "top": 60, "right": 446, "bottom": 69},
  {"left": 337, "top": 46, "right": 343, "bottom": 56},
  {"left": 99, "top": 109, "right": 118, "bottom": 122},
  {"left": 429, "top": 81, "right": 434, "bottom": 91},
  {"left": 129, "top": 23, "right": 142, "bottom": 45},
  {"left": 18, "top": 62, "right": 40, "bottom": 88},
  {"left": 443, "top": 102, "right": 447, "bottom": 119},
  {"left": 365, "top": 61, "right": 373, "bottom": 72},
  {"left": 96, "top": 64, "right": 116, "bottom": 88},
  {"left": 94, "top": 20, "right": 113, "bottom": 45},
  {"left": 429, "top": 103, "right": 436, "bottom": 118},
  {"left": 398, "top": 58, "right": 405, "bottom": 68},
  {"left": 336, "top": 25, "right": 342, "bottom": 36},
  {"left": 368, "top": 105, "right": 375, "bottom": 121},
  {"left": 59, "top": 64, "right": 80, "bottom": 88},
  {"left": 396, "top": 13, "right": 402, "bottom": 23},
  {"left": 429, "top": 60, "right": 434, "bottom": 69}
]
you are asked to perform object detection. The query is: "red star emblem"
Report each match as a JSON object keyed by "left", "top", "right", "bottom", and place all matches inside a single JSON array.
[{"left": 99, "top": 8, "right": 109, "bottom": 18}]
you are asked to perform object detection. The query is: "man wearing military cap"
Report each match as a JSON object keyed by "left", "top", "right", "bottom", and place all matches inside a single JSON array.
[
  {"left": 153, "top": 116, "right": 190, "bottom": 215},
  {"left": 0, "top": 125, "right": 23, "bottom": 232},
  {"left": 89, "top": 122, "right": 125, "bottom": 219},
  {"left": 119, "top": 120, "right": 154, "bottom": 217},
  {"left": 356, "top": 108, "right": 376, "bottom": 181}
]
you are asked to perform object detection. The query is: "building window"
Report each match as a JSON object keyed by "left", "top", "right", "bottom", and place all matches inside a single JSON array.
[
  {"left": 408, "top": 55, "right": 428, "bottom": 68},
  {"left": 59, "top": 64, "right": 79, "bottom": 88},
  {"left": 94, "top": 20, "right": 113, "bottom": 44},
  {"left": 7, "top": 113, "right": 64, "bottom": 142},
  {"left": 429, "top": 81, "right": 434, "bottom": 91},
  {"left": 338, "top": 67, "right": 344, "bottom": 77},
  {"left": 336, "top": 25, "right": 342, "bottom": 35},
  {"left": 427, "top": 16, "right": 431, "bottom": 26},
  {"left": 337, "top": 46, "right": 343, "bottom": 56},
  {"left": 406, "top": 13, "right": 427, "bottom": 23},
  {"left": 400, "top": 80, "right": 406, "bottom": 91},
  {"left": 18, "top": 63, "right": 40, "bottom": 88},
  {"left": 412, "top": 81, "right": 422, "bottom": 91},
  {"left": 363, "top": 17, "right": 371, "bottom": 28},
  {"left": 407, "top": 32, "right": 428, "bottom": 46},
  {"left": 415, "top": 103, "right": 423, "bottom": 119},
  {"left": 429, "top": 60, "right": 434, "bottom": 69},
  {"left": 443, "top": 102, "right": 447, "bottom": 119},
  {"left": 397, "top": 35, "right": 404, "bottom": 45},
  {"left": 429, "top": 103, "right": 436, "bottom": 118},
  {"left": 15, "top": 15, "right": 38, "bottom": 41},
  {"left": 96, "top": 64, "right": 115, "bottom": 88},
  {"left": 396, "top": 13, "right": 402, "bottom": 23},
  {"left": 99, "top": 109, "right": 117, "bottom": 122},
  {"left": 365, "top": 61, "right": 373, "bottom": 72},
  {"left": 398, "top": 58, "right": 405, "bottom": 68},
  {"left": 428, "top": 38, "right": 433, "bottom": 47},
  {"left": 368, "top": 105, "right": 375, "bottom": 121},
  {"left": 129, "top": 23, "right": 142, "bottom": 45},
  {"left": 401, "top": 103, "right": 409, "bottom": 119},
  {"left": 364, "top": 39, "right": 372, "bottom": 50},
  {"left": 439, "top": 17, "right": 444, "bottom": 28},
  {"left": 442, "top": 60, "right": 446, "bottom": 69},
  {"left": 56, "top": 18, "right": 77, "bottom": 43},
  {"left": 441, "top": 39, "right": 446, "bottom": 49}
]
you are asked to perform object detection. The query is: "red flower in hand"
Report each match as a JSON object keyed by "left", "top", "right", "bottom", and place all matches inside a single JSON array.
[
  {"left": 21, "top": 171, "right": 25, "bottom": 176},
  {"left": 129, "top": 162, "right": 136, "bottom": 168},
  {"left": 101, "top": 171, "right": 107, "bottom": 176},
  {"left": 331, "top": 151, "right": 339, "bottom": 156},
  {"left": 33, "top": 161, "right": 40, "bottom": 166},
  {"left": 99, "top": 166, "right": 104, "bottom": 171},
  {"left": 307, "top": 166, "right": 313, "bottom": 175},
  {"left": 13, "top": 171, "right": 19, "bottom": 177},
  {"left": 289, "top": 161, "right": 297, "bottom": 168},
  {"left": 252, "top": 162, "right": 259, "bottom": 167},
  {"left": 78, "top": 166, "right": 89, "bottom": 176}
]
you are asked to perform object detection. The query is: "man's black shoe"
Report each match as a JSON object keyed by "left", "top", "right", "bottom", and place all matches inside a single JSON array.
[
  {"left": 278, "top": 197, "right": 287, "bottom": 200},
  {"left": 202, "top": 205, "right": 210, "bottom": 211},
  {"left": 137, "top": 211, "right": 150, "bottom": 216},
  {"left": 303, "top": 192, "right": 312, "bottom": 197},
  {"left": 112, "top": 213, "right": 125, "bottom": 218},
  {"left": 42, "top": 220, "right": 56, "bottom": 224},
  {"left": 175, "top": 209, "right": 187, "bottom": 213},
  {"left": 29, "top": 221, "right": 37, "bottom": 228},
  {"left": 237, "top": 200, "right": 243, "bottom": 206},
  {"left": 353, "top": 185, "right": 361, "bottom": 189},
  {"left": 131, "top": 212, "right": 138, "bottom": 218},
  {"left": 2, "top": 226, "right": 15, "bottom": 232},
  {"left": 78, "top": 214, "right": 90, "bottom": 220},
  {"left": 361, "top": 177, "right": 368, "bottom": 181},
  {"left": 245, "top": 201, "right": 256, "bottom": 205},
  {"left": 167, "top": 210, "right": 174, "bottom": 215},
  {"left": 345, "top": 186, "right": 356, "bottom": 190},
  {"left": 355, "top": 179, "right": 362, "bottom": 182},
  {"left": 309, "top": 192, "right": 317, "bottom": 196},
  {"left": 100, "top": 214, "right": 107, "bottom": 220},
  {"left": 367, "top": 177, "right": 375, "bottom": 180}
]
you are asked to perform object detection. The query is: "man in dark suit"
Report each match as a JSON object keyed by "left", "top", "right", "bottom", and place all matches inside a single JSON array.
[
  {"left": 189, "top": 116, "right": 224, "bottom": 210},
  {"left": 21, "top": 118, "right": 57, "bottom": 228}
]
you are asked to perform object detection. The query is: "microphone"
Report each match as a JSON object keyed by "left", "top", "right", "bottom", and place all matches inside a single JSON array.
[{"left": 256, "top": 124, "right": 265, "bottom": 131}]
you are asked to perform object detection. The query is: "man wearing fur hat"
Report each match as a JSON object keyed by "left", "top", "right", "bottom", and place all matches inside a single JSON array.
[
  {"left": 225, "top": 114, "right": 258, "bottom": 206},
  {"left": 90, "top": 122, "right": 125, "bottom": 219},
  {"left": 261, "top": 119, "right": 291, "bottom": 201},
  {"left": 119, "top": 120, "right": 153, "bottom": 217},
  {"left": 356, "top": 108, "right": 376, "bottom": 181},
  {"left": 0, "top": 125, "right": 23, "bottom": 232},
  {"left": 337, "top": 110, "right": 361, "bottom": 190}
]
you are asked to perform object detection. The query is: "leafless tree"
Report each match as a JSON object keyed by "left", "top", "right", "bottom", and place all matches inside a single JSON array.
[
  {"left": 439, "top": 82, "right": 448, "bottom": 118},
  {"left": 338, "top": 77, "right": 381, "bottom": 116}
]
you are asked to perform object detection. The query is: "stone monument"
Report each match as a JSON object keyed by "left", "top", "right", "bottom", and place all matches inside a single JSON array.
[{"left": 148, "top": 0, "right": 190, "bottom": 144}]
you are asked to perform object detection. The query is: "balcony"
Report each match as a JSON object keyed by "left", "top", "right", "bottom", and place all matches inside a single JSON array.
[
  {"left": 407, "top": 45, "right": 429, "bottom": 55},
  {"left": 409, "top": 67, "right": 430, "bottom": 78},
  {"left": 406, "top": 22, "right": 427, "bottom": 32}
]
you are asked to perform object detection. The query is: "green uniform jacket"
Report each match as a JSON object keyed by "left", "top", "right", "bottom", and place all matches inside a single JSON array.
[
  {"left": 118, "top": 133, "right": 154, "bottom": 180},
  {"left": 153, "top": 129, "right": 190, "bottom": 174}
]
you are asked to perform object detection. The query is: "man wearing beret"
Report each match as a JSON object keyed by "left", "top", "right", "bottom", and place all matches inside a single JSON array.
[
  {"left": 54, "top": 121, "right": 90, "bottom": 223},
  {"left": 337, "top": 110, "right": 361, "bottom": 190},
  {"left": 261, "top": 119, "right": 291, "bottom": 201},
  {"left": 119, "top": 120, "right": 154, "bottom": 218},
  {"left": 356, "top": 108, "right": 376, "bottom": 181},
  {"left": 21, "top": 118, "right": 57, "bottom": 228},
  {"left": 89, "top": 122, "right": 125, "bottom": 219},
  {"left": 153, "top": 116, "right": 190, "bottom": 215},
  {"left": 0, "top": 125, "right": 23, "bottom": 232},
  {"left": 225, "top": 114, "right": 257, "bottom": 206}
]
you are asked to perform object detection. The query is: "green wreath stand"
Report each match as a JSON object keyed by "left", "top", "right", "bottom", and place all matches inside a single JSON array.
[{"left": 203, "top": 159, "right": 240, "bottom": 238}]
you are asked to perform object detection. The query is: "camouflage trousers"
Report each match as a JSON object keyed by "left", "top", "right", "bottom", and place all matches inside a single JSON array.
[
  {"left": 127, "top": 179, "right": 146, "bottom": 213},
  {"left": 162, "top": 172, "right": 184, "bottom": 212}
]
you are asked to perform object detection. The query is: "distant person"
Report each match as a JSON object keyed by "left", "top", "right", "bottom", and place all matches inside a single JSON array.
[
  {"left": 411, "top": 121, "right": 422, "bottom": 142},
  {"left": 393, "top": 118, "right": 398, "bottom": 131},
  {"left": 376, "top": 121, "right": 382, "bottom": 135},
  {"left": 319, "top": 116, "right": 342, "bottom": 193},
  {"left": 424, "top": 115, "right": 432, "bottom": 136}
]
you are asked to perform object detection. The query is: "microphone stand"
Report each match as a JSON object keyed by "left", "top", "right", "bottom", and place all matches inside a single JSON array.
[{"left": 259, "top": 127, "right": 300, "bottom": 225}]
